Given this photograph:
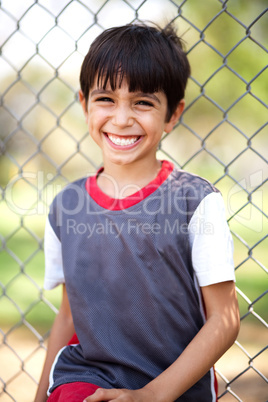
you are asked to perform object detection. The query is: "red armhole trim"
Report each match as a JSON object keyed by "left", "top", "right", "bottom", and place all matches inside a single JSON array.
[
  {"left": 85, "top": 160, "right": 174, "bottom": 210},
  {"left": 68, "top": 333, "right": 79, "bottom": 345}
]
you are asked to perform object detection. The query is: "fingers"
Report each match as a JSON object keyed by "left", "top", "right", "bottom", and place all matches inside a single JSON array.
[
  {"left": 83, "top": 386, "right": 154, "bottom": 402},
  {"left": 83, "top": 387, "right": 121, "bottom": 401}
]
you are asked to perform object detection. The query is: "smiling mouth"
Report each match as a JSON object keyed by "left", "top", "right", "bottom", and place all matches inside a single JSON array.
[{"left": 106, "top": 133, "right": 141, "bottom": 146}]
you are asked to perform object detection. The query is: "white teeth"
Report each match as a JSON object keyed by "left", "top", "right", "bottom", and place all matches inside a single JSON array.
[{"left": 108, "top": 134, "right": 139, "bottom": 146}]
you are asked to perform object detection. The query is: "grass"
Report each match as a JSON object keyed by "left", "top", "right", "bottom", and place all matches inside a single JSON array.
[{"left": 0, "top": 203, "right": 61, "bottom": 334}]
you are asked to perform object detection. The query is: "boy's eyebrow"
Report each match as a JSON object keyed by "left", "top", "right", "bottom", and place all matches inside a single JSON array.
[
  {"left": 90, "top": 89, "right": 111, "bottom": 97},
  {"left": 90, "top": 89, "right": 161, "bottom": 104}
]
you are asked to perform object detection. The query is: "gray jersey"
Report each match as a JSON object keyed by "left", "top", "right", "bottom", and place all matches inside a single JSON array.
[{"left": 47, "top": 162, "right": 226, "bottom": 401}]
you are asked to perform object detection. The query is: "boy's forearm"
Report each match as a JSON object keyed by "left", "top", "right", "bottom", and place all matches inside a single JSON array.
[
  {"left": 86, "top": 282, "right": 239, "bottom": 402},
  {"left": 144, "top": 281, "right": 240, "bottom": 402},
  {"left": 144, "top": 314, "right": 238, "bottom": 401},
  {"left": 35, "top": 316, "right": 74, "bottom": 402},
  {"left": 86, "top": 307, "right": 239, "bottom": 402},
  {"left": 35, "top": 286, "right": 75, "bottom": 402},
  {"left": 34, "top": 311, "right": 75, "bottom": 402}
]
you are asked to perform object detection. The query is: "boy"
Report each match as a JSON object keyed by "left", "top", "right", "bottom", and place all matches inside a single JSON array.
[{"left": 35, "top": 23, "right": 240, "bottom": 402}]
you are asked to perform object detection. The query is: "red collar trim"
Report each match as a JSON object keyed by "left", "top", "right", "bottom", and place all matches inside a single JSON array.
[{"left": 85, "top": 160, "right": 174, "bottom": 211}]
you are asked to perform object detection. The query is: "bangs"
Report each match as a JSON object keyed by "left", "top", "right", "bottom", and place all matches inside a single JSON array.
[{"left": 95, "top": 43, "right": 166, "bottom": 94}]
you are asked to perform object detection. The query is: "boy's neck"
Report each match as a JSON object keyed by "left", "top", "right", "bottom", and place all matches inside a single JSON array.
[{"left": 97, "top": 158, "right": 162, "bottom": 199}]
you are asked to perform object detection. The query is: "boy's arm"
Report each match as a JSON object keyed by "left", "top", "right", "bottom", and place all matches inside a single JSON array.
[
  {"left": 85, "top": 280, "right": 240, "bottom": 402},
  {"left": 34, "top": 284, "right": 75, "bottom": 402}
]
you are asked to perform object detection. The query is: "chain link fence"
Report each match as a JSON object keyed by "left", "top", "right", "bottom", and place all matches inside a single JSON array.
[{"left": 0, "top": 0, "right": 267, "bottom": 401}]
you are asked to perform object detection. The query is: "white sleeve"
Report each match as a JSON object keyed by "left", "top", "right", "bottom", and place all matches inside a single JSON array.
[
  {"left": 43, "top": 217, "right": 65, "bottom": 290},
  {"left": 188, "top": 192, "right": 235, "bottom": 287}
]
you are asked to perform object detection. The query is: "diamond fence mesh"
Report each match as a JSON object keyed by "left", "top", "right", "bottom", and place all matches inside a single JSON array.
[{"left": 0, "top": 0, "right": 267, "bottom": 401}]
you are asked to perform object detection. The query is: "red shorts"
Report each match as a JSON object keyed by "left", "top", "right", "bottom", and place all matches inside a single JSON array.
[{"left": 47, "top": 382, "right": 101, "bottom": 401}]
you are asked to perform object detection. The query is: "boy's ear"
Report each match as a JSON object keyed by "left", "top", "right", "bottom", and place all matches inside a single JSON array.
[
  {"left": 79, "top": 90, "right": 88, "bottom": 122},
  {"left": 164, "top": 100, "right": 185, "bottom": 133}
]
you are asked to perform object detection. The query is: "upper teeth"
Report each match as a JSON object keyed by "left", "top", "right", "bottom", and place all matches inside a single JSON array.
[{"left": 108, "top": 135, "right": 139, "bottom": 146}]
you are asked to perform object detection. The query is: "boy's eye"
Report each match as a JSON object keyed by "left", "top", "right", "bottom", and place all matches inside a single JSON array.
[
  {"left": 136, "top": 100, "right": 153, "bottom": 106},
  {"left": 96, "top": 97, "right": 113, "bottom": 102}
]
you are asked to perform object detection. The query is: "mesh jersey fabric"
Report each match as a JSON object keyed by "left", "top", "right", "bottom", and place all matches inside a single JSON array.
[
  {"left": 44, "top": 191, "right": 234, "bottom": 290},
  {"left": 46, "top": 161, "right": 233, "bottom": 401}
]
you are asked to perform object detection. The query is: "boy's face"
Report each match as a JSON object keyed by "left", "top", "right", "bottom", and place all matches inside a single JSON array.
[{"left": 79, "top": 77, "right": 183, "bottom": 168}]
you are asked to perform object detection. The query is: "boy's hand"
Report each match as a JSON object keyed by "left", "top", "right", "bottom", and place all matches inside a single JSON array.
[{"left": 83, "top": 386, "right": 157, "bottom": 402}]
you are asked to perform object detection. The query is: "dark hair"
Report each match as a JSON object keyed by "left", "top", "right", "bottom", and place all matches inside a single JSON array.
[{"left": 80, "top": 23, "right": 190, "bottom": 121}]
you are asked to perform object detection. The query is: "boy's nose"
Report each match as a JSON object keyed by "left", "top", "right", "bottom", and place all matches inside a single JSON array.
[{"left": 112, "top": 105, "right": 134, "bottom": 128}]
